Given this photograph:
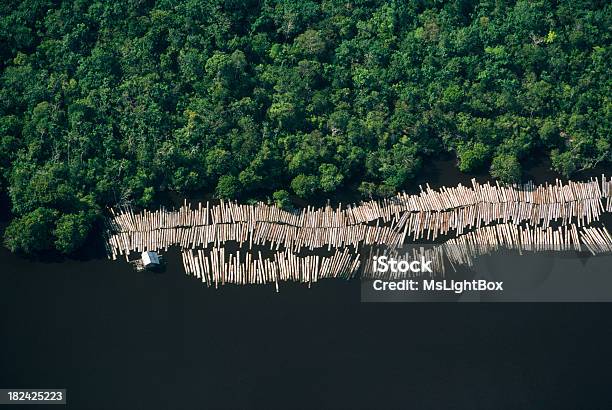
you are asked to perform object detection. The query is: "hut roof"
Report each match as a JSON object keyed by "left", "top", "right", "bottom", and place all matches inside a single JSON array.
[{"left": 141, "top": 251, "right": 160, "bottom": 266}]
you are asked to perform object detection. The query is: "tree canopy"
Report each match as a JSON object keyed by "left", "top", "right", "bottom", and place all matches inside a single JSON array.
[{"left": 0, "top": 0, "right": 610, "bottom": 254}]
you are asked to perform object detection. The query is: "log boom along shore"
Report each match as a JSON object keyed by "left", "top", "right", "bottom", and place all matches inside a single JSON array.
[{"left": 104, "top": 176, "right": 612, "bottom": 289}]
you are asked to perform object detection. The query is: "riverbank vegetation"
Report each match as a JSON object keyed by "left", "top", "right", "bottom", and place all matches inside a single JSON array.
[{"left": 1, "top": 0, "right": 610, "bottom": 254}]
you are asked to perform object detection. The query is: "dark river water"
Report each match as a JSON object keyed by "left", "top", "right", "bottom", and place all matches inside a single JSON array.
[{"left": 1, "top": 157, "right": 612, "bottom": 409}]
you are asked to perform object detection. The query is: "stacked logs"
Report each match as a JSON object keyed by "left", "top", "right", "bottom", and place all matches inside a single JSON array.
[
  {"left": 104, "top": 176, "right": 612, "bottom": 288},
  {"left": 104, "top": 222, "right": 404, "bottom": 260},
  {"left": 440, "top": 222, "right": 611, "bottom": 268},
  {"left": 105, "top": 176, "right": 610, "bottom": 260},
  {"left": 602, "top": 175, "right": 612, "bottom": 212},
  {"left": 107, "top": 177, "right": 607, "bottom": 233},
  {"left": 392, "top": 198, "right": 603, "bottom": 240},
  {"left": 181, "top": 247, "right": 360, "bottom": 290}
]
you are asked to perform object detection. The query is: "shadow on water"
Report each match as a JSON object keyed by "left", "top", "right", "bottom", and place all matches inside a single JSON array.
[
  {"left": 521, "top": 148, "right": 609, "bottom": 183},
  {"left": 411, "top": 151, "right": 489, "bottom": 190}
]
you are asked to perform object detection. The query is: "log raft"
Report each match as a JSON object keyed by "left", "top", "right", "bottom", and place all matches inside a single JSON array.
[{"left": 104, "top": 176, "right": 612, "bottom": 287}]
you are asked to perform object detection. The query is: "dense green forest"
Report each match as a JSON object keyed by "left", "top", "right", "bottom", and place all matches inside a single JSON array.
[{"left": 0, "top": 0, "right": 610, "bottom": 254}]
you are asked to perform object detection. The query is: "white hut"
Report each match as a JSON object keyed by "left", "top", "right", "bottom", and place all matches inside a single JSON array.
[{"left": 141, "top": 251, "right": 160, "bottom": 269}]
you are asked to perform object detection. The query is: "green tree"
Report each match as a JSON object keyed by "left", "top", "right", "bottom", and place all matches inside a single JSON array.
[
  {"left": 215, "top": 175, "right": 241, "bottom": 199},
  {"left": 272, "top": 189, "right": 291, "bottom": 210},
  {"left": 291, "top": 174, "right": 318, "bottom": 198},
  {"left": 550, "top": 149, "right": 577, "bottom": 177},
  {"left": 54, "top": 211, "right": 93, "bottom": 254},
  {"left": 358, "top": 182, "right": 377, "bottom": 199},
  {"left": 292, "top": 29, "right": 325, "bottom": 58},
  {"left": 457, "top": 142, "right": 490, "bottom": 173},
  {"left": 490, "top": 153, "right": 521, "bottom": 183},
  {"left": 319, "top": 163, "right": 343, "bottom": 193},
  {"left": 4, "top": 207, "right": 58, "bottom": 253}
]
